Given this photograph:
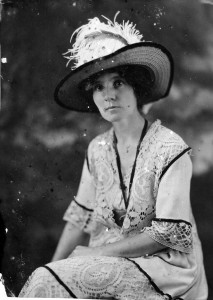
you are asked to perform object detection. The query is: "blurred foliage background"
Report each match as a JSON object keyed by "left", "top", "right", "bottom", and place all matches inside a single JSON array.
[{"left": 1, "top": 0, "right": 213, "bottom": 297}]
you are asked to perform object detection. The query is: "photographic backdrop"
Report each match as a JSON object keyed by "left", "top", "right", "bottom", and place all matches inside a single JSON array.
[{"left": 1, "top": 0, "right": 213, "bottom": 297}]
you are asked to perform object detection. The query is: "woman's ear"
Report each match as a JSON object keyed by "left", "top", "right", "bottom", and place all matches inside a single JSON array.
[{"left": 142, "top": 103, "right": 153, "bottom": 115}]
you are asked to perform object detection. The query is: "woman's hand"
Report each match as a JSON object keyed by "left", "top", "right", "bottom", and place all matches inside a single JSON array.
[
  {"left": 68, "top": 233, "right": 167, "bottom": 259},
  {"left": 69, "top": 245, "right": 103, "bottom": 257}
]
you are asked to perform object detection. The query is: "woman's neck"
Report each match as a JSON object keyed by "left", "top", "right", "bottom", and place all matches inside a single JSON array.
[{"left": 112, "top": 112, "right": 145, "bottom": 146}]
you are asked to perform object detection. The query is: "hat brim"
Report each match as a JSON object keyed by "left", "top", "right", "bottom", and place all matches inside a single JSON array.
[{"left": 54, "top": 42, "right": 174, "bottom": 112}]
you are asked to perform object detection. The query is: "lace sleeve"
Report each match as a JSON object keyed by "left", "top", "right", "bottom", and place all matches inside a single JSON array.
[
  {"left": 145, "top": 153, "right": 194, "bottom": 253},
  {"left": 63, "top": 199, "right": 93, "bottom": 233},
  {"left": 145, "top": 219, "right": 193, "bottom": 253},
  {"left": 63, "top": 154, "right": 96, "bottom": 233}
]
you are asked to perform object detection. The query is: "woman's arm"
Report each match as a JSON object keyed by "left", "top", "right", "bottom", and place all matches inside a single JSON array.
[
  {"left": 71, "top": 153, "right": 193, "bottom": 259},
  {"left": 70, "top": 231, "right": 166, "bottom": 258},
  {"left": 52, "top": 153, "right": 95, "bottom": 262},
  {"left": 51, "top": 222, "right": 90, "bottom": 261},
  {"left": 99, "top": 231, "right": 166, "bottom": 257}
]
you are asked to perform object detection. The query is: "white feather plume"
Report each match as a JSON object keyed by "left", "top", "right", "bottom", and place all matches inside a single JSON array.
[{"left": 64, "top": 12, "right": 144, "bottom": 69}]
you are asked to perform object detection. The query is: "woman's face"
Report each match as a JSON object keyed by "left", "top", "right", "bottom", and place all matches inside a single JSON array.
[{"left": 92, "top": 72, "right": 138, "bottom": 122}]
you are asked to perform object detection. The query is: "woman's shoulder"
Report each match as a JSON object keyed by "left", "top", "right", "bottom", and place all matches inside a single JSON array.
[
  {"left": 87, "top": 128, "right": 113, "bottom": 155},
  {"left": 150, "top": 120, "right": 192, "bottom": 167},
  {"left": 153, "top": 120, "right": 188, "bottom": 148}
]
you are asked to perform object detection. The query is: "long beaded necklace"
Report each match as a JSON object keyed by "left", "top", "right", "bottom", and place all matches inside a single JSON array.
[{"left": 112, "top": 119, "right": 148, "bottom": 226}]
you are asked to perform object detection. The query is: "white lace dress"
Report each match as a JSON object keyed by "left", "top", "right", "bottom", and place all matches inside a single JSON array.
[{"left": 19, "top": 120, "right": 208, "bottom": 299}]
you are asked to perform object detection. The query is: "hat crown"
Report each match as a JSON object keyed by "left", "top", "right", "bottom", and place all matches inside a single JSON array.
[{"left": 64, "top": 12, "right": 143, "bottom": 69}]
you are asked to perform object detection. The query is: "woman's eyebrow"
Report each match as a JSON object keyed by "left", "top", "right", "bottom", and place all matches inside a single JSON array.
[
  {"left": 111, "top": 75, "right": 123, "bottom": 80},
  {"left": 105, "top": 75, "right": 124, "bottom": 82},
  {"left": 93, "top": 79, "right": 102, "bottom": 85},
  {"left": 92, "top": 77, "right": 105, "bottom": 85},
  {"left": 92, "top": 74, "right": 123, "bottom": 86}
]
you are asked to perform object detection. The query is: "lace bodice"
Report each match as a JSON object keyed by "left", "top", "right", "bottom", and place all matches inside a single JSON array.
[{"left": 64, "top": 120, "right": 193, "bottom": 253}]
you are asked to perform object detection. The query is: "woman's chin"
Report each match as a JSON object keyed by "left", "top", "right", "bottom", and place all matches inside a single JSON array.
[{"left": 101, "top": 111, "right": 122, "bottom": 123}]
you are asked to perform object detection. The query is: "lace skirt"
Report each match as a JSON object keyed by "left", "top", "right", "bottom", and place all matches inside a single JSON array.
[{"left": 18, "top": 256, "right": 170, "bottom": 299}]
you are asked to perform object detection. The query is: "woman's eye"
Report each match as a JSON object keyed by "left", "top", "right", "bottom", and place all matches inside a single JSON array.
[
  {"left": 93, "top": 83, "right": 103, "bottom": 92},
  {"left": 114, "top": 79, "right": 124, "bottom": 88}
]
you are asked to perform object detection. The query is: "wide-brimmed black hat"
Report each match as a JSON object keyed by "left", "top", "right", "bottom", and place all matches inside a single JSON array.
[{"left": 54, "top": 13, "right": 174, "bottom": 112}]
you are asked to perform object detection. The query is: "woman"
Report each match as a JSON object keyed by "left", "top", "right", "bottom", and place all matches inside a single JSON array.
[{"left": 19, "top": 13, "right": 208, "bottom": 299}]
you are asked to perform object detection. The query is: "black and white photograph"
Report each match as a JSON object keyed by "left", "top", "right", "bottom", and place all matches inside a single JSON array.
[{"left": 1, "top": 0, "right": 213, "bottom": 298}]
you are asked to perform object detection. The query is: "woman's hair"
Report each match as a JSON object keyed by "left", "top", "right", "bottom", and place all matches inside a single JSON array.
[
  {"left": 79, "top": 65, "right": 155, "bottom": 111},
  {"left": 115, "top": 65, "right": 155, "bottom": 109}
]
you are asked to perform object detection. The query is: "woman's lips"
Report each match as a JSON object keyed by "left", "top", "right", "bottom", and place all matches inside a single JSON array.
[{"left": 104, "top": 106, "right": 120, "bottom": 111}]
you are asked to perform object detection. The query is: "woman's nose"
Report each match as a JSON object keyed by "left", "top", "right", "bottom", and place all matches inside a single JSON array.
[{"left": 103, "top": 87, "right": 116, "bottom": 102}]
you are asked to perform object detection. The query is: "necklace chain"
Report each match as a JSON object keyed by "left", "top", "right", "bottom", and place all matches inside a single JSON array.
[
  {"left": 120, "top": 144, "right": 132, "bottom": 154},
  {"left": 113, "top": 119, "right": 148, "bottom": 210}
]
